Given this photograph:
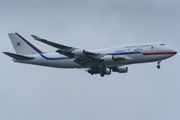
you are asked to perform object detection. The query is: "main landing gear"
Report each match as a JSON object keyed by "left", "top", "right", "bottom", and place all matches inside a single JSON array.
[
  {"left": 157, "top": 60, "right": 161, "bottom": 69},
  {"left": 87, "top": 66, "right": 108, "bottom": 77}
]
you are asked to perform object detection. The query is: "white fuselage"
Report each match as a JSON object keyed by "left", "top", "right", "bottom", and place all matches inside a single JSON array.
[{"left": 13, "top": 43, "right": 177, "bottom": 69}]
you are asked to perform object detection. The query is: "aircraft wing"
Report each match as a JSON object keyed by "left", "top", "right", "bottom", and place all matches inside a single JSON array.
[
  {"left": 32, "top": 35, "right": 126, "bottom": 67},
  {"left": 32, "top": 35, "right": 76, "bottom": 51},
  {"left": 32, "top": 35, "right": 102, "bottom": 58}
]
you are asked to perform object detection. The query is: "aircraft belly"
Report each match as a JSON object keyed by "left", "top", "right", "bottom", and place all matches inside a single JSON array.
[
  {"left": 141, "top": 54, "right": 172, "bottom": 62},
  {"left": 99, "top": 60, "right": 133, "bottom": 67}
]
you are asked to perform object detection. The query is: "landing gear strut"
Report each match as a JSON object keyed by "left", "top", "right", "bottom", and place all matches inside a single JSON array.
[{"left": 157, "top": 60, "right": 161, "bottom": 69}]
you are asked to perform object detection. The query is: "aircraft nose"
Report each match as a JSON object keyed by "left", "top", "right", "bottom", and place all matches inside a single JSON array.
[
  {"left": 167, "top": 46, "right": 177, "bottom": 56},
  {"left": 172, "top": 49, "right": 177, "bottom": 55}
]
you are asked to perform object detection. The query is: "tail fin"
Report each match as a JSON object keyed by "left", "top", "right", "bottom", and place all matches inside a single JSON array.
[{"left": 8, "top": 33, "right": 43, "bottom": 55}]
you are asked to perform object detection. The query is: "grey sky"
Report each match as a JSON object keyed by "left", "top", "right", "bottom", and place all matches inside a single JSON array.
[{"left": 1, "top": 0, "right": 180, "bottom": 120}]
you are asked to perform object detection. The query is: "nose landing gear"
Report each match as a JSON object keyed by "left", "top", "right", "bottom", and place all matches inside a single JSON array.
[
  {"left": 157, "top": 60, "right": 161, "bottom": 69},
  {"left": 157, "top": 65, "right": 160, "bottom": 69}
]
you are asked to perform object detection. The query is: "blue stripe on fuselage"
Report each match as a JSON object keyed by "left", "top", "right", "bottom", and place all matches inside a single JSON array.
[
  {"left": 107, "top": 52, "right": 141, "bottom": 56},
  {"left": 39, "top": 54, "right": 78, "bottom": 60}
]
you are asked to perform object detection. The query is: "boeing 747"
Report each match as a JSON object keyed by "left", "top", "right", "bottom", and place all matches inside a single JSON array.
[{"left": 3, "top": 33, "right": 177, "bottom": 77}]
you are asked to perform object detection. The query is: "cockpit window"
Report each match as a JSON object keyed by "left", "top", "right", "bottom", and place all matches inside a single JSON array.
[{"left": 161, "top": 44, "right": 165, "bottom": 46}]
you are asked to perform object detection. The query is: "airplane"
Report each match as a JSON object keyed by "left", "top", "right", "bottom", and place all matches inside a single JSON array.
[{"left": 3, "top": 33, "right": 177, "bottom": 77}]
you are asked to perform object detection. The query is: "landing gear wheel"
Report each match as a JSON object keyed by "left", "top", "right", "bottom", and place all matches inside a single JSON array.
[
  {"left": 157, "top": 65, "right": 160, "bottom": 69},
  {"left": 90, "top": 73, "right": 94, "bottom": 75},
  {"left": 100, "top": 74, "right": 104, "bottom": 77},
  {"left": 88, "top": 70, "right": 94, "bottom": 75},
  {"left": 157, "top": 60, "right": 161, "bottom": 69}
]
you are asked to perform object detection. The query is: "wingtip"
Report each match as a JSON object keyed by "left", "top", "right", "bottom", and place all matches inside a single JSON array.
[
  {"left": 2, "top": 52, "right": 12, "bottom": 56},
  {"left": 2, "top": 52, "right": 8, "bottom": 54},
  {"left": 31, "top": 35, "right": 41, "bottom": 40}
]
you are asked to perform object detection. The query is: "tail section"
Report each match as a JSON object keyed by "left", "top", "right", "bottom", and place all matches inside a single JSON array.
[{"left": 8, "top": 33, "right": 43, "bottom": 55}]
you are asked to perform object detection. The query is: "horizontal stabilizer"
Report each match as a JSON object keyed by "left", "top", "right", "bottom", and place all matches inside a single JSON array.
[{"left": 3, "top": 52, "right": 35, "bottom": 60}]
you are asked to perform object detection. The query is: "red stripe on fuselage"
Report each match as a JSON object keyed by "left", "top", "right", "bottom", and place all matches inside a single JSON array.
[{"left": 142, "top": 52, "right": 177, "bottom": 55}]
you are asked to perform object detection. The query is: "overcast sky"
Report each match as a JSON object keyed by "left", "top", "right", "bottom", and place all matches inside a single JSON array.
[{"left": 0, "top": 0, "right": 180, "bottom": 120}]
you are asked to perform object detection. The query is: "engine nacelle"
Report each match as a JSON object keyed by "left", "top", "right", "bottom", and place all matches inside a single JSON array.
[
  {"left": 104, "top": 68, "right": 111, "bottom": 75},
  {"left": 100, "top": 55, "right": 114, "bottom": 62},
  {"left": 72, "top": 49, "right": 85, "bottom": 56},
  {"left": 112, "top": 66, "right": 128, "bottom": 73}
]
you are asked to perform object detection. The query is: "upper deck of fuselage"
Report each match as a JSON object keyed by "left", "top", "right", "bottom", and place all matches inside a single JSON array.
[{"left": 92, "top": 43, "right": 166, "bottom": 53}]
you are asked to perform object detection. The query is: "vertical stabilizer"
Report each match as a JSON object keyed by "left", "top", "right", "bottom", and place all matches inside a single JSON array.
[{"left": 8, "top": 33, "right": 43, "bottom": 55}]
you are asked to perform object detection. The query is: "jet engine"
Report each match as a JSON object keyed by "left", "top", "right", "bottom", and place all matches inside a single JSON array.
[
  {"left": 112, "top": 66, "right": 128, "bottom": 73},
  {"left": 72, "top": 49, "right": 85, "bottom": 56},
  {"left": 100, "top": 55, "right": 114, "bottom": 62}
]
